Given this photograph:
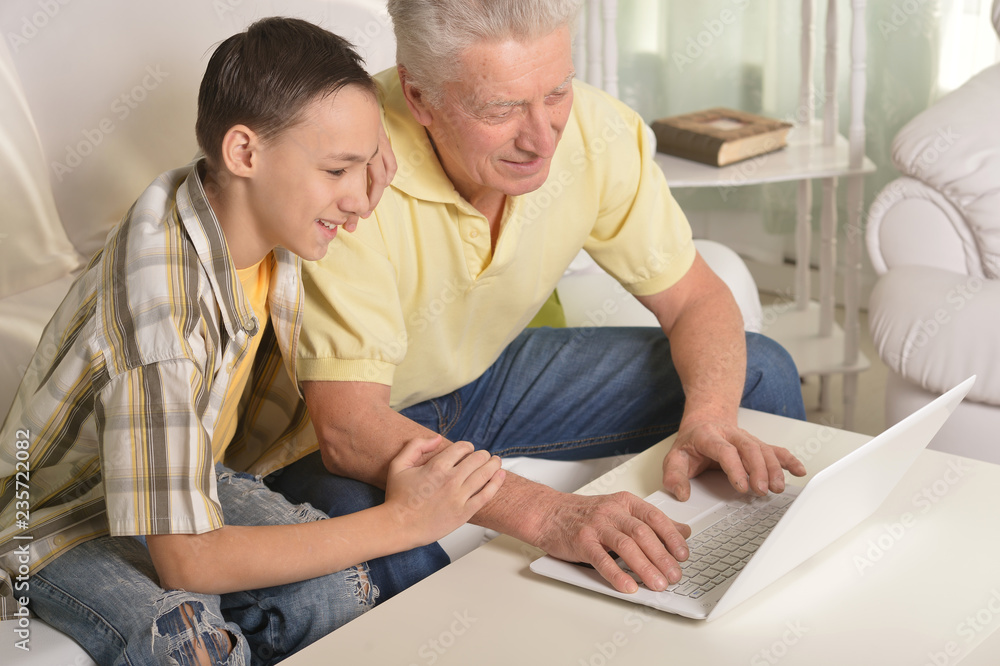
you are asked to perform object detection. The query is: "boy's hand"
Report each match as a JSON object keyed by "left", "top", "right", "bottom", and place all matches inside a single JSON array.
[
  {"left": 384, "top": 437, "right": 505, "bottom": 547},
  {"left": 364, "top": 123, "right": 398, "bottom": 217}
]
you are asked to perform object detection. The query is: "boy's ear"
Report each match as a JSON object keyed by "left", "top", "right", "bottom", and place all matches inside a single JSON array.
[
  {"left": 398, "top": 65, "right": 433, "bottom": 128},
  {"left": 219, "top": 125, "right": 259, "bottom": 177}
]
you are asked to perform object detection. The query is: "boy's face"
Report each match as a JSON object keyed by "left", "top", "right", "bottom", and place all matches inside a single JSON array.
[{"left": 249, "top": 85, "right": 380, "bottom": 261}]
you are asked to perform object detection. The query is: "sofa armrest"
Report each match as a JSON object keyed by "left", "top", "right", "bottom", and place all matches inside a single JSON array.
[
  {"left": 888, "top": 63, "right": 1000, "bottom": 279},
  {"left": 868, "top": 265, "right": 1000, "bottom": 407},
  {"left": 867, "top": 176, "right": 983, "bottom": 276}
]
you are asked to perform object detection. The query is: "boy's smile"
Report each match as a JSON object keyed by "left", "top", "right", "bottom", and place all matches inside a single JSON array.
[{"left": 254, "top": 84, "right": 381, "bottom": 262}]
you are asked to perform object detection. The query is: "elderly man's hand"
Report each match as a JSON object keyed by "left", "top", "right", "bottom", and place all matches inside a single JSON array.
[
  {"left": 662, "top": 421, "right": 807, "bottom": 502},
  {"left": 364, "top": 122, "right": 397, "bottom": 217},
  {"left": 534, "top": 492, "right": 692, "bottom": 594}
]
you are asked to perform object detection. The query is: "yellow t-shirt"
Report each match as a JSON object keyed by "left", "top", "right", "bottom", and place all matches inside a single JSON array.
[
  {"left": 213, "top": 252, "right": 273, "bottom": 460},
  {"left": 297, "top": 69, "right": 695, "bottom": 410}
]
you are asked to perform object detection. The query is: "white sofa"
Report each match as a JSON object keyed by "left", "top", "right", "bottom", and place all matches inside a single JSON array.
[
  {"left": 865, "top": 1, "right": 1000, "bottom": 465},
  {"left": 0, "top": 1, "right": 762, "bottom": 662}
]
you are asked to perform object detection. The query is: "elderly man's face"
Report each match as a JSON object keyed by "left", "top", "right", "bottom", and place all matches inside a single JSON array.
[{"left": 417, "top": 26, "right": 575, "bottom": 209}]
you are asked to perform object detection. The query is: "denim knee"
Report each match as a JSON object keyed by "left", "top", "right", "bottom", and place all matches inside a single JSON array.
[
  {"left": 743, "top": 332, "right": 806, "bottom": 420},
  {"left": 230, "top": 561, "right": 379, "bottom": 665},
  {"left": 153, "top": 593, "right": 249, "bottom": 665},
  {"left": 312, "top": 562, "right": 379, "bottom": 626}
]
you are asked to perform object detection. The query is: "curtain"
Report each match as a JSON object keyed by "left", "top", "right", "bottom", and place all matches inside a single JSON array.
[{"left": 615, "top": 0, "right": 1000, "bottom": 291}]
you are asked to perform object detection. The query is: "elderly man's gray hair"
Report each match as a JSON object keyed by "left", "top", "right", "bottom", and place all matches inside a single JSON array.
[{"left": 387, "top": 0, "right": 582, "bottom": 107}]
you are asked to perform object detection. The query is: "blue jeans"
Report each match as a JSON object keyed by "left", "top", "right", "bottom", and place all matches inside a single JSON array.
[
  {"left": 267, "top": 327, "right": 805, "bottom": 576},
  {"left": 30, "top": 467, "right": 379, "bottom": 666}
]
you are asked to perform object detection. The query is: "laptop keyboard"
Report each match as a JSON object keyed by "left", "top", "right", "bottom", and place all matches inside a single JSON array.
[{"left": 617, "top": 492, "right": 796, "bottom": 599}]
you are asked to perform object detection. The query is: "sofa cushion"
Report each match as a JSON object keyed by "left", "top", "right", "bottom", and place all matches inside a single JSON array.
[
  {"left": 0, "top": 39, "right": 80, "bottom": 299},
  {"left": 868, "top": 265, "right": 1000, "bottom": 408},
  {"left": 890, "top": 64, "right": 1000, "bottom": 279}
]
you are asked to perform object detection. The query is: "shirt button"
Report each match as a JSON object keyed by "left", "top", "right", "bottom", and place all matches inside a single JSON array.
[{"left": 469, "top": 229, "right": 479, "bottom": 239}]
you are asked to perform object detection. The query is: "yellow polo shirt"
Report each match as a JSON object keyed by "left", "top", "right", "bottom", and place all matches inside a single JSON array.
[{"left": 298, "top": 69, "right": 695, "bottom": 410}]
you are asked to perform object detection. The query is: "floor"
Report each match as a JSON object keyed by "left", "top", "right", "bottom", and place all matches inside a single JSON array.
[{"left": 761, "top": 292, "right": 889, "bottom": 437}]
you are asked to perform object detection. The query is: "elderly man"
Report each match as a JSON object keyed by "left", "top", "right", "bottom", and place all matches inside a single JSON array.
[{"left": 268, "top": 0, "right": 807, "bottom": 596}]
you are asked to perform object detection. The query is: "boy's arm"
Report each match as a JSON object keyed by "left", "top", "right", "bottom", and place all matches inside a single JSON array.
[
  {"left": 148, "top": 437, "right": 504, "bottom": 593},
  {"left": 95, "top": 356, "right": 501, "bottom": 595}
]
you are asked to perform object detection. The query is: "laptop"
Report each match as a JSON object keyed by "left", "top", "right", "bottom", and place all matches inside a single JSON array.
[{"left": 530, "top": 375, "right": 976, "bottom": 621}]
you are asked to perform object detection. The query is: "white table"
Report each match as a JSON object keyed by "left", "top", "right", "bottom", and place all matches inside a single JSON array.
[{"left": 282, "top": 410, "right": 1000, "bottom": 665}]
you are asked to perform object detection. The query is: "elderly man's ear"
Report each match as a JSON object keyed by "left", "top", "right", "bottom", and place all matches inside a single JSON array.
[{"left": 397, "top": 64, "right": 434, "bottom": 127}]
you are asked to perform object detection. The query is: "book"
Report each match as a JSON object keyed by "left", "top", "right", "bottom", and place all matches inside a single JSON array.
[{"left": 650, "top": 108, "right": 793, "bottom": 167}]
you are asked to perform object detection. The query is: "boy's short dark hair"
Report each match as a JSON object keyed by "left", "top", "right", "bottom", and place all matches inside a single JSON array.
[{"left": 196, "top": 16, "right": 376, "bottom": 170}]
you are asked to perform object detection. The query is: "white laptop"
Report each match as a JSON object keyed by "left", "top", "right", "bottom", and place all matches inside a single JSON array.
[{"left": 530, "top": 376, "right": 976, "bottom": 621}]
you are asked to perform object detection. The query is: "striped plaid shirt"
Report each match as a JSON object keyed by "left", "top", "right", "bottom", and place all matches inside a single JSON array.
[{"left": 0, "top": 161, "right": 314, "bottom": 620}]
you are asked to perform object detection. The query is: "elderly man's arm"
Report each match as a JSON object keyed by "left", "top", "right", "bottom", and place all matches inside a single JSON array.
[
  {"left": 305, "top": 380, "right": 696, "bottom": 594},
  {"left": 634, "top": 252, "right": 807, "bottom": 501}
]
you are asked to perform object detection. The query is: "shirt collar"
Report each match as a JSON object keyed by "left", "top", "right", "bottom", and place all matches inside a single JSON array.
[{"left": 174, "top": 160, "right": 256, "bottom": 341}]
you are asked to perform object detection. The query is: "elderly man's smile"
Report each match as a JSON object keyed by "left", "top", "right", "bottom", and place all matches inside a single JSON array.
[{"left": 500, "top": 155, "right": 547, "bottom": 173}]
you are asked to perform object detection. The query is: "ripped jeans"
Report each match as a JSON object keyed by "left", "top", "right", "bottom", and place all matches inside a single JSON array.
[{"left": 29, "top": 466, "right": 377, "bottom": 666}]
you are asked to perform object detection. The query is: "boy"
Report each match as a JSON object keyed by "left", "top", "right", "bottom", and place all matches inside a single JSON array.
[{"left": 0, "top": 17, "right": 504, "bottom": 665}]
